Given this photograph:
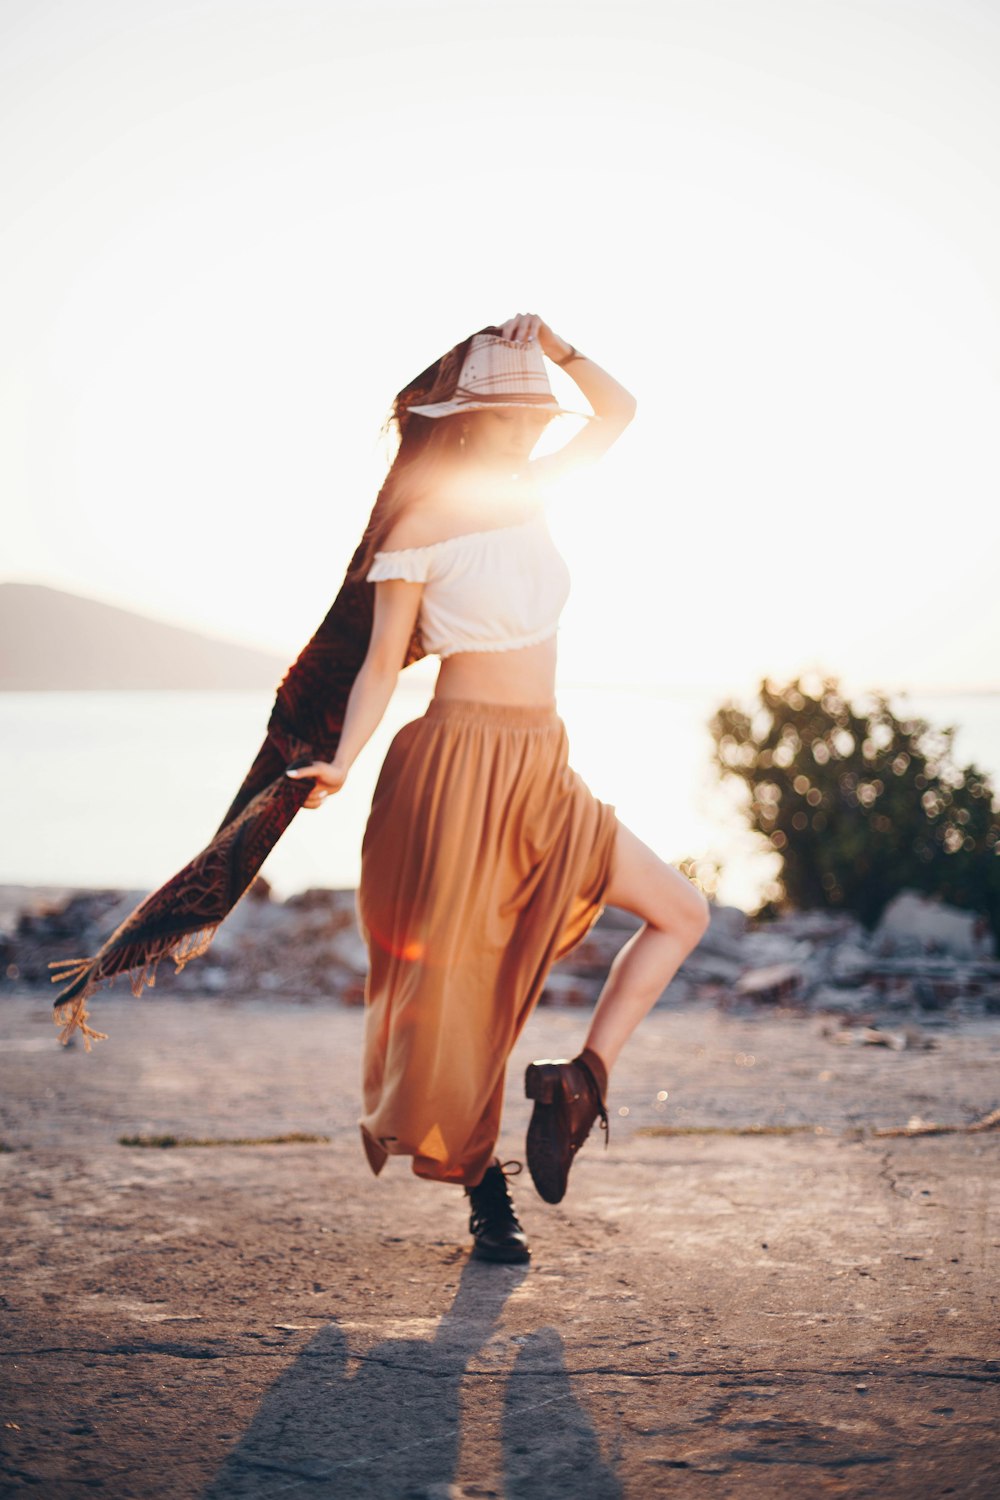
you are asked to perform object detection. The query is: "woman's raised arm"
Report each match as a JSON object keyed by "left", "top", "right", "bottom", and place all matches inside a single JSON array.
[{"left": 498, "top": 312, "right": 636, "bottom": 482}]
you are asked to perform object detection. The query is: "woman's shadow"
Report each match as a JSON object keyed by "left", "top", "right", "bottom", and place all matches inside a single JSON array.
[{"left": 201, "top": 1258, "right": 620, "bottom": 1499}]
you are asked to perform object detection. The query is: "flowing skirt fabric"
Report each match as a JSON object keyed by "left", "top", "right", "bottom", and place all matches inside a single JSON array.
[{"left": 356, "top": 697, "right": 619, "bottom": 1187}]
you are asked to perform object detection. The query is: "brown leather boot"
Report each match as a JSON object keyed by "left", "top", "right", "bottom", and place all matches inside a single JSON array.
[{"left": 524, "top": 1052, "right": 609, "bottom": 1204}]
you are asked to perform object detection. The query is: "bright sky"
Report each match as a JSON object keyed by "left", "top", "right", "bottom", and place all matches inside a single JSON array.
[{"left": 3, "top": 0, "right": 998, "bottom": 696}]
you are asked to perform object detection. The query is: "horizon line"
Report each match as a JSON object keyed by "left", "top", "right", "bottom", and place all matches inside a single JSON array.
[{"left": 4, "top": 578, "right": 997, "bottom": 701}]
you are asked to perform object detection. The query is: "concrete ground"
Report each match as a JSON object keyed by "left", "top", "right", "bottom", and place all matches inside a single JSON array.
[{"left": 1, "top": 990, "right": 998, "bottom": 1498}]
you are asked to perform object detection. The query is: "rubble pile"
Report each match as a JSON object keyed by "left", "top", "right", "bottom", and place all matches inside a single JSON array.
[
  {"left": 2, "top": 883, "right": 998, "bottom": 1020},
  {"left": 1, "top": 882, "right": 366, "bottom": 1005},
  {"left": 677, "top": 889, "right": 1000, "bottom": 1020},
  {"left": 1, "top": 888, "right": 138, "bottom": 986}
]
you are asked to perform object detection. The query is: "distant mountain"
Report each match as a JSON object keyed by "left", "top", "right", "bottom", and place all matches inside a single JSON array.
[{"left": 0, "top": 583, "right": 288, "bottom": 691}]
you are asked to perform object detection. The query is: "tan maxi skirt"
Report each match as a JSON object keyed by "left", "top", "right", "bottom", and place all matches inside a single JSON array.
[{"left": 356, "top": 697, "right": 619, "bottom": 1188}]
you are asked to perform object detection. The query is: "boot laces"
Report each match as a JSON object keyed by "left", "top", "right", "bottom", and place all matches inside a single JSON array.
[
  {"left": 575, "top": 1058, "right": 610, "bottom": 1149},
  {"left": 467, "top": 1159, "right": 524, "bottom": 1235}
]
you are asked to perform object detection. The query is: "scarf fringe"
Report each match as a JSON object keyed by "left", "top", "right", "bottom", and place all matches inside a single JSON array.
[
  {"left": 50, "top": 923, "right": 220, "bottom": 1048},
  {"left": 52, "top": 998, "right": 109, "bottom": 1050}
]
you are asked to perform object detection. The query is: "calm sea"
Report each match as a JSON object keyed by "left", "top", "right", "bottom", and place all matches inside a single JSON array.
[{"left": 2, "top": 682, "right": 998, "bottom": 914}]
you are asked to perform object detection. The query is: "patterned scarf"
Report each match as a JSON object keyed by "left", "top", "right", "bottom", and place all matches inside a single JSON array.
[{"left": 50, "top": 503, "right": 425, "bottom": 1046}]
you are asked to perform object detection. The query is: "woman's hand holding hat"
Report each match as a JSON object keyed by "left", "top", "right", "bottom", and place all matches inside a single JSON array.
[
  {"left": 285, "top": 760, "right": 347, "bottom": 809},
  {"left": 499, "top": 312, "right": 574, "bottom": 366},
  {"left": 500, "top": 312, "right": 542, "bottom": 344}
]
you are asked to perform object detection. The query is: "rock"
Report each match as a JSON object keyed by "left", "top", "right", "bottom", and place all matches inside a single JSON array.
[
  {"left": 824, "top": 1022, "right": 935, "bottom": 1051},
  {"left": 540, "top": 971, "right": 600, "bottom": 1007},
  {"left": 557, "top": 925, "right": 621, "bottom": 977},
  {"left": 856, "top": 1026, "right": 907, "bottom": 1051},
  {"left": 679, "top": 951, "right": 744, "bottom": 984},
  {"left": 829, "top": 942, "right": 873, "bottom": 983},
  {"left": 696, "top": 903, "right": 749, "bottom": 959},
  {"left": 734, "top": 963, "right": 805, "bottom": 1005},
  {"left": 598, "top": 905, "right": 643, "bottom": 933},
  {"left": 808, "top": 983, "right": 882, "bottom": 1015},
  {"left": 207, "top": 894, "right": 294, "bottom": 957},
  {"left": 913, "top": 976, "right": 952, "bottom": 1012},
  {"left": 325, "top": 925, "right": 368, "bottom": 977},
  {"left": 741, "top": 931, "right": 814, "bottom": 967},
  {"left": 284, "top": 887, "right": 357, "bottom": 917},
  {"left": 901, "top": 1024, "right": 937, "bottom": 1049},
  {"left": 341, "top": 979, "right": 366, "bottom": 1007},
  {"left": 875, "top": 890, "right": 995, "bottom": 961},
  {"left": 761, "top": 910, "right": 865, "bottom": 945}
]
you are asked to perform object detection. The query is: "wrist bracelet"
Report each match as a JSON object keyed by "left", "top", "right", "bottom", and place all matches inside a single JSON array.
[{"left": 553, "top": 344, "right": 585, "bottom": 367}]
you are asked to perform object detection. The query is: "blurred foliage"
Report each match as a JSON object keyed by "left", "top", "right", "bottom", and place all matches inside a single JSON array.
[
  {"left": 676, "top": 852, "right": 721, "bottom": 902},
  {"left": 710, "top": 675, "right": 1000, "bottom": 939}
]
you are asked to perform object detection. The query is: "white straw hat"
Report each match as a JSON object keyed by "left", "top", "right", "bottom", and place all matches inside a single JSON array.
[{"left": 406, "top": 333, "right": 591, "bottom": 420}]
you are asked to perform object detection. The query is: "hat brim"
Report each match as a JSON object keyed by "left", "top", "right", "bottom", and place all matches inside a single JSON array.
[{"left": 406, "top": 398, "right": 592, "bottom": 421}]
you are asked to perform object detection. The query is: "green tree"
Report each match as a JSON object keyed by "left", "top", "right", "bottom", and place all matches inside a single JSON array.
[{"left": 710, "top": 676, "right": 1000, "bottom": 940}]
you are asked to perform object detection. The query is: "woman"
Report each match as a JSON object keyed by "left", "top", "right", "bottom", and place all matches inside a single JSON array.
[{"left": 288, "top": 313, "right": 710, "bottom": 1264}]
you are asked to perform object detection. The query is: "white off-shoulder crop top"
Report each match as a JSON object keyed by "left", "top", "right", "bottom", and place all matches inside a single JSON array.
[{"left": 366, "top": 509, "right": 571, "bottom": 658}]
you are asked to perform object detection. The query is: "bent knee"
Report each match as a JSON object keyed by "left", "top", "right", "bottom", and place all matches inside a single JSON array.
[
  {"left": 633, "top": 863, "right": 711, "bottom": 943},
  {"left": 687, "top": 887, "right": 712, "bottom": 944},
  {"left": 606, "top": 823, "right": 712, "bottom": 941},
  {"left": 656, "top": 879, "right": 710, "bottom": 945}
]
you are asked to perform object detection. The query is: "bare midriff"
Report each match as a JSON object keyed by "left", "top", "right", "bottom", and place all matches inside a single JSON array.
[{"left": 433, "top": 635, "right": 558, "bottom": 708}]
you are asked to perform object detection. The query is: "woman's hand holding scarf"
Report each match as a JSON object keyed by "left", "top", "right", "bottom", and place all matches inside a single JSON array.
[{"left": 285, "top": 761, "right": 347, "bottom": 808}]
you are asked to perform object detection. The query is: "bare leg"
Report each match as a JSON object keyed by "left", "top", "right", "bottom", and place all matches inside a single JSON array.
[{"left": 584, "top": 821, "right": 710, "bottom": 1074}]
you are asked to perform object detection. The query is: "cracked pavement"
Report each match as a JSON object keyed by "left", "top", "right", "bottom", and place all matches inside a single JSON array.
[{"left": 1, "top": 992, "right": 998, "bottom": 1497}]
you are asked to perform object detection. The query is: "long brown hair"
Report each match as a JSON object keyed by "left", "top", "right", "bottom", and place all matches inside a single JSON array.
[{"left": 347, "top": 324, "right": 503, "bottom": 583}]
